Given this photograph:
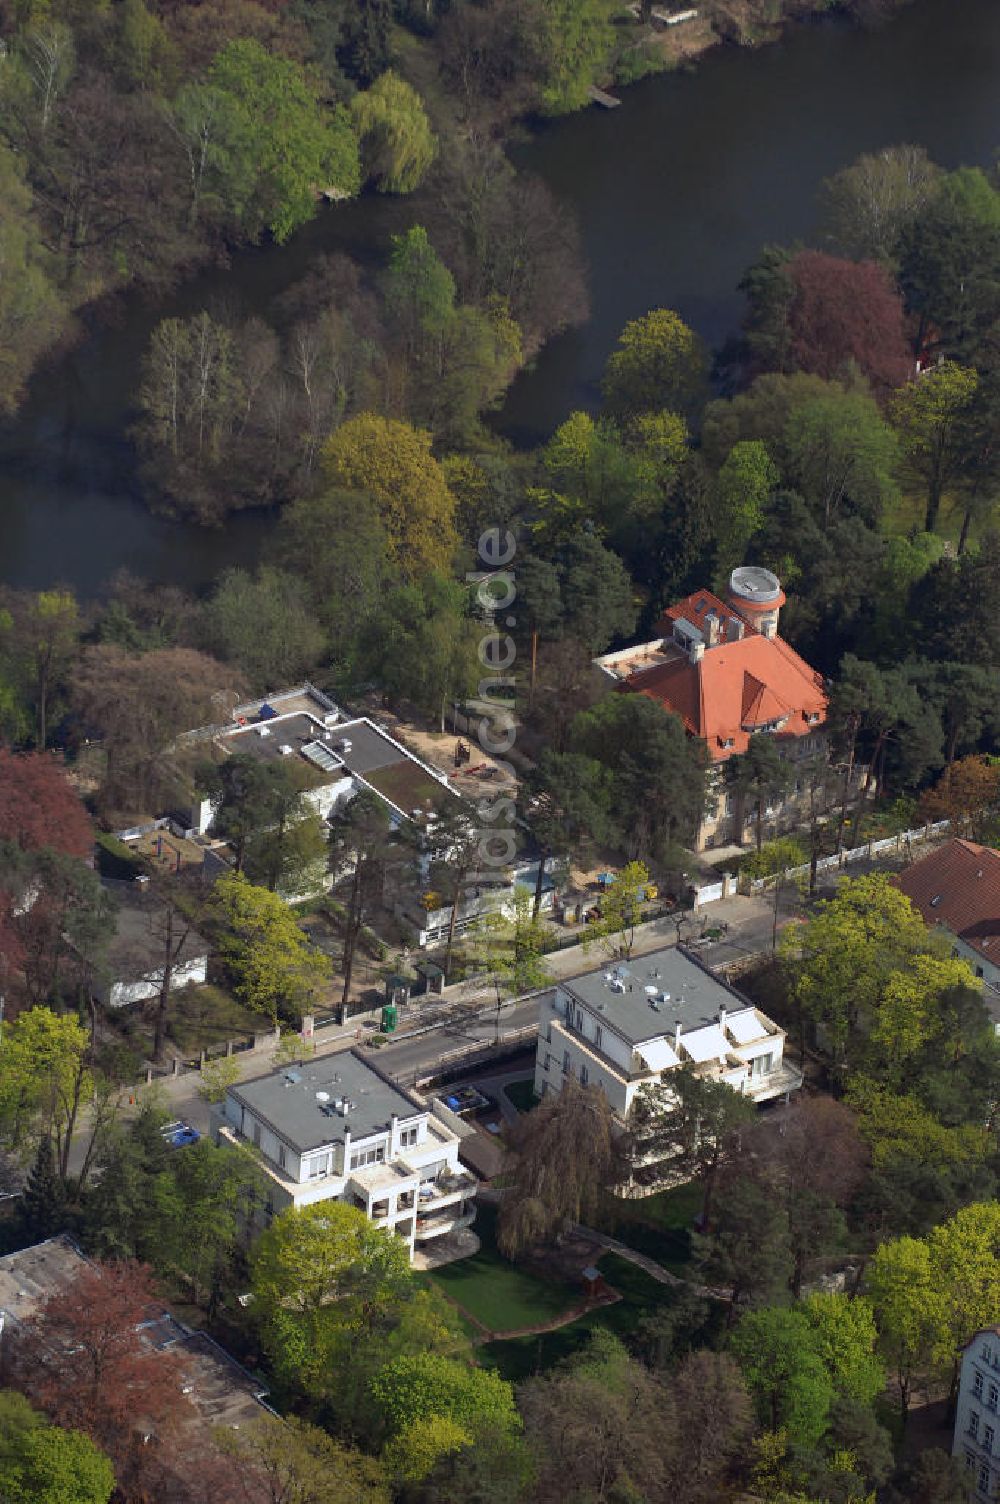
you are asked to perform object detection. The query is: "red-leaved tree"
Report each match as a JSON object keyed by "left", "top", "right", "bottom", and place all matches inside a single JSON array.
[
  {"left": 0, "top": 749, "right": 93, "bottom": 858},
  {"left": 786, "top": 249, "right": 911, "bottom": 399},
  {"left": 8, "top": 1260, "right": 192, "bottom": 1502}
]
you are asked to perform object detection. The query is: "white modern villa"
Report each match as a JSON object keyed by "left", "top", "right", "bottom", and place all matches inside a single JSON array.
[{"left": 213, "top": 1051, "right": 478, "bottom": 1263}]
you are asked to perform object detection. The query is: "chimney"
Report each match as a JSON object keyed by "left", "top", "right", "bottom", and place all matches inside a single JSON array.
[
  {"left": 719, "top": 1004, "right": 727, "bottom": 1032},
  {"left": 675, "top": 1021, "right": 683, "bottom": 1050},
  {"left": 689, "top": 639, "right": 705, "bottom": 665},
  {"left": 704, "top": 612, "right": 721, "bottom": 648},
  {"left": 726, "top": 616, "right": 745, "bottom": 643}
]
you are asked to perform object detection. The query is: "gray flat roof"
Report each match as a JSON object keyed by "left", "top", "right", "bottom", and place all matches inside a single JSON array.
[
  {"left": 335, "top": 719, "right": 417, "bottom": 777},
  {"left": 223, "top": 713, "right": 331, "bottom": 767},
  {"left": 231, "top": 1050, "right": 422, "bottom": 1153},
  {"left": 562, "top": 945, "right": 748, "bottom": 1044}
]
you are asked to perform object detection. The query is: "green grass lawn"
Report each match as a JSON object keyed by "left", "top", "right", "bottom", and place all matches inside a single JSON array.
[
  {"left": 479, "top": 1254, "right": 684, "bottom": 1382},
  {"left": 597, "top": 1182, "right": 702, "bottom": 1275},
  {"left": 503, "top": 1079, "right": 539, "bottom": 1114},
  {"left": 425, "top": 1206, "right": 578, "bottom": 1335}
]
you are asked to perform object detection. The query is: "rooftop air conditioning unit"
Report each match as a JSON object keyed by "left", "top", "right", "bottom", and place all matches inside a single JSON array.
[
  {"left": 339, "top": 739, "right": 352, "bottom": 753},
  {"left": 279, "top": 744, "right": 294, "bottom": 756}
]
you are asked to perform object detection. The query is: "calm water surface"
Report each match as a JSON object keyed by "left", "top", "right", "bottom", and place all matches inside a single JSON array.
[{"left": 1, "top": 0, "right": 998, "bottom": 593}]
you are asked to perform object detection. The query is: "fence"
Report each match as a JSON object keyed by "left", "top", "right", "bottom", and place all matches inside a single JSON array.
[{"left": 748, "top": 820, "right": 951, "bottom": 895}]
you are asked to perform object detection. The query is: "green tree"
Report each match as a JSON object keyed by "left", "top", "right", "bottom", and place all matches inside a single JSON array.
[
  {"left": 781, "top": 873, "right": 930, "bottom": 1070},
  {"left": 631, "top": 1064, "right": 755, "bottom": 1228},
  {"left": 0, "top": 1391, "right": 114, "bottom": 1504},
  {"left": 801, "top": 1293, "right": 885, "bottom": 1409},
  {"left": 890, "top": 361, "right": 980, "bottom": 533},
  {"left": 352, "top": 72, "right": 435, "bottom": 193},
  {"left": 169, "top": 82, "right": 255, "bottom": 227},
  {"left": 365, "top": 574, "right": 480, "bottom": 731},
  {"left": 532, "top": 0, "right": 618, "bottom": 115},
  {"left": 328, "top": 791, "right": 407, "bottom": 1010},
  {"left": 585, "top": 859, "right": 652, "bottom": 960},
  {"left": 467, "top": 888, "right": 550, "bottom": 1044},
  {"left": 784, "top": 389, "right": 900, "bottom": 530},
  {"left": 370, "top": 1352, "right": 519, "bottom": 1442},
  {"left": 200, "top": 566, "right": 326, "bottom": 690},
  {"left": 321, "top": 415, "right": 458, "bottom": 579},
  {"left": 602, "top": 308, "right": 709, "bottom": 419},
  {"left": 0, "top": 1006, "right": 92, "bottom": 1168},
  {"left": 728, "top": 734, "right": 793, "bottom": 854},
  {"left": 730, "top": 1306, "right": 835, "bottom": 1449},
  {"left": 211, "top": 873, "right": 331, "bottom": 1023},
  {"left": 522, "top": 749, "right": 614, "bottom": 917},
  {"left": 218, "top": 1414, "right": 389, "bottom": 1504},
  {"left": 210, "top": 38, "right": 360, "bottom": 241},
  {"left": 572, "top": 693, "right": 707, "bottom": 863},
  {"left": 252, "top": 1202, "right": 412, "bottom": 1398},
  {"left": 866, "top": 1234, "right": 947, "bottom": 1424},
  {"left": 0, "top": 143, "right": 68, "bottom": 416},
  {"left": 15, "top": 1135, "right": 66, "bottom": 1244},
  {"left": 276, "top": 488, "right": 390, "bottom": 662},
  {"left": 899, "top": 167, "right": 1000, "bottom": 361},
  {"left": 713, "top": 439, "right": 779, "bottom": 583}
]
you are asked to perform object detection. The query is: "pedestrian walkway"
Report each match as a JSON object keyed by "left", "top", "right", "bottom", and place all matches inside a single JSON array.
[{"left": 573, "top": 1225, "right": 726, "bottom": 1302}]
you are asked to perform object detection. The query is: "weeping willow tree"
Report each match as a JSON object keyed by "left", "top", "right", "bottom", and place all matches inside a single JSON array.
[{"left": 497, "top": 1078, "right": 624, "bottom": 1258}]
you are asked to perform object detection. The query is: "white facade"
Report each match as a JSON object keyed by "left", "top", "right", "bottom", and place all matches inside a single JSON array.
[
  {"left": 106, "top": 953, "right": 208, "bottom": 1009},
  {"left": 533, "top": 948, "right": 802, "bottom": 1190},
  {"left": 953, "top": 1327, "right": 1000, "bottom": 1499},
  {"left": 213, "top": 1060, "right": 477, "bottom": 1262}
]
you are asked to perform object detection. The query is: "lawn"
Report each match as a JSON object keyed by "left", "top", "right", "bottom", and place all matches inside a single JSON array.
[
  {"left": 503, "top": 1078, "right": 539, "bottom": 1114},
  {"left": 425, "top": 1205, "right": 578, "bottom": 1336},
  {"left": 597, "top": 1181, "right": 703, "bottom": 1275},
  {"left": 479, "top": 1254, "right": 688, "bottom": 1382}
]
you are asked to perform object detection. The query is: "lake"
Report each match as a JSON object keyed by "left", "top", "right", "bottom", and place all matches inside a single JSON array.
[{"left": 1, "top": 0, "right": 998, "bottom": 594}]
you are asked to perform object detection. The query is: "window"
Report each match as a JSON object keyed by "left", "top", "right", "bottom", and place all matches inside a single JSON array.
[
  {"left": 563, "top": 1050, "right": 570, "bottom": 1075},
  {"left": 308, "top": 1154, "right": 330, "bottom": 1179},
  {"left": 546, "top": 1053, "right": 554, "bottom": 1074},
  {"left": 978, "top": 966, "right": 985, "bottom": 979},
  {"left": 252, "top": 1120, "right": 261, "bottom": 1148},
  {"left": 989, "top": 1383, "right": 998, "bottom": 1412},
  {"left": 594, "top": 1025, "right": 603, "bottom": 1051},
  {"left": 400, "top": 1126, "right": 419, "bottom": 1148},
  {"left": 985, "top": 1425, "right": 994, "bottom": 1455},
  {"left": 979, "top": 1462, "right": 990, "bottom": 1494},
  {"left": 970, "top": 1411, "right": 980, "bottom": 1440},
  {"left": 976, "top": 1372, "right": 985, "bottom": 1399},
  {"left": 278, "top": 1144, "right": 287, "bottom": 1170},
  {"left": 753, "top": 1053, "right": 773, "bottom": 1077},
  {"left": 350, "top": 1144, "right": 387, "bottom": 1170},
  {"left": 580, "top": 1063, "right": 589, "bottom": 1086},
  {"left": 968, "top": 1453, "right": 977, "bottom": 1470}
]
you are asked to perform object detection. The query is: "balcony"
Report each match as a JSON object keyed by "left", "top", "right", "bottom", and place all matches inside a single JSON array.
[{"left": 415, "top": 1206, "right": 476, "bottom": 1241}]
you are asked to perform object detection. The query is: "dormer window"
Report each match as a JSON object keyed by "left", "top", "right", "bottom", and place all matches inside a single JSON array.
[
  {"left": 720, "top": 737, "right": 735, "bottom": 749},
  {"left": 930, "top": 895, "right": 942, "bottom": 908}
]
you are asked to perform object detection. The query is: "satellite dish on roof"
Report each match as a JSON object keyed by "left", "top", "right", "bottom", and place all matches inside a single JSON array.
[{"left": 315, "top": 1091, "right": 330, "bottom": 1103}]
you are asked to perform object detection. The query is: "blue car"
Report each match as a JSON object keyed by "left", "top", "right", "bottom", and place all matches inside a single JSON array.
[{"left": 160, "top": 1120, "right": 201, "bottom": 1149}]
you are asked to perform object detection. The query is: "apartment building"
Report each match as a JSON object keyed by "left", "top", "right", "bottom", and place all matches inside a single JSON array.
[
  {"left": 213, "top": 1051, "right": 477, "bottom": 1263},
  {"left": 534, "top": 944, "right": 802, "bottom": 1189},
  {"left": 954, "top": 1326, "right": 1000, "bottom": 1499}
]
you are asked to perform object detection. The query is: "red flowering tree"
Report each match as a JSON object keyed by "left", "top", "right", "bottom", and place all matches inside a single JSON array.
[
  {"left": 786, "top": 249, "right": 911, "bottom": 399},
  {"left": 0, "top": 750, "right": 93, "bottom": 858}
]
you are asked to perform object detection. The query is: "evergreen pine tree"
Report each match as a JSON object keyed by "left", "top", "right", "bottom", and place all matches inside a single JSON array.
[{"left": 16, "top": 1135, "right": 66, "bottom": 1245}]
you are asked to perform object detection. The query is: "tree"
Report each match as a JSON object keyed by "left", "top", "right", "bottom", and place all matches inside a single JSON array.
[
  {"left": 0, "top": 142, "right": 68, "bottom": 417},
  {"left": 801, "top": 1293, "right": 885, "bottom": 1409},
  {"left": 14, "top": 1135, "right": 67, "bottom": 1245},
  {"left": 529, "top": 0, "right": 618, "bottom": 115},
  {"left": 885, "top": 1449, "right": 970, "bottom": 1504},
  {"left": 200, "top": 567, "right": 326, "bottom": 691},
  {"left": 818, "top": 144, "right": 940, "bottom": 263},
  {"left": 899, "top": 167, "right": 1000, "bottom": 361},
  {"left": 364, "top": 574, "right": 480, "bottom": 730},
  {"left": 276, "top": 487, "right": 391, "bottom": 656},
  {"left": 522, "top": 750, "right": 613, "bottom": 917},
  {"left": 0, "top": 844, "right": 114, "bottom": 1013},
  {"left": 664, "top": 1350, "right": 754, "bottom": 1504},
  {"left": 251, "top": 1201, "right": 412, "bottom": 1398},
  {"left": 0, "top": 749, "right": 92, "bottom": 859},
  {"left": 781, "top": 873, "right": 931, "bottom": 1071},
  {"left": 632, "top": 1065, "right": 755, "bottom": 1227},
  {"left": 352, "top": 72, "right": 435, "bottom": 194},
  {"left": 730, "top": 1306, "right": 835, "bottom": 1448},
  {"left": 572, "top": 694, "right": 708, "bottom": 863},
  {"left": 201, "top": 756, "right": 329, "bottom": 897},
  {"left": 217, "top": 1414, "right": 390, "bottom": 1504},
  {"left": 785, "top": 249, "right": 911, "bottom": 396},
  {"left": 420, "top": 802, "right": 482, "bottom": 978},
  {"left": 12, "top": 590, "right": 80, "bottom": 750},
  {"left": 210, "top": 38, "right": 360, "bottom": 241},
  {"left": 784, "top": 389, "right": 900, "bottom": 530},
  {"left": 518, "top": 1331, "right": 675, "bottom": 1503},
  {"left": 0, "top": 1391, "right": 114, "bottom": 1504},
  {"left": 727, "top": 734, "right": 792, "bottom": 854},
  {"left": 168, "top": 81, "right": 255, "bottom": 229},
  {"left": 211, "top": 873, "right": 331, "bottom": 1024},
  {"left": 602, "top": 308, "right": 709, "bottom": 419},
  {"left": 890, "top": 361, "right": 979, "bottom": 533},
  {"left": 370, "top": 1352, "right": 519, "bottom": 1446},
  {"left": 10, "top": 1259, "right": 190, "bottom": 1494},
  {"left": 497, "top": 1077, "right": 622, "bottom": 1257},
  {"left": 866, "top": 1234, "right": 947, "bottom": 1424},
  {"left": 713, "top": 439, "right": 778, "bottom": 582},
  {"left": 585, "top": 860, "right": 652, "bottom": 959},
  {"left": 321, "top": 415, "right": 458, "bottom": 579},
  {"left": 328, "top": 791, "right": 406, "bottom": 1010},
  {"left": 72, "top": 645, "right": 237, "bottom": 813},
  {"left": 0, "top": 1006, "right": 92, "bottom": 1169},
  {"left": 920, "top": 755, "right": 1000, "bottom": 838},
  {"left": 338, "top": 0, "right": 392, "bottom": 86},
  {"left": 466, "top": 888, "right": 550, "bottom": 1044}
]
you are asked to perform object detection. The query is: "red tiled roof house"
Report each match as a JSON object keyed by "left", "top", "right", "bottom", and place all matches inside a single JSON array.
[
  {"left": 894, "top": 838, "right": 1000, "bottom": 1022},
  {"left": 594, "top": 568, "right": 832, "bottom": 851}
]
